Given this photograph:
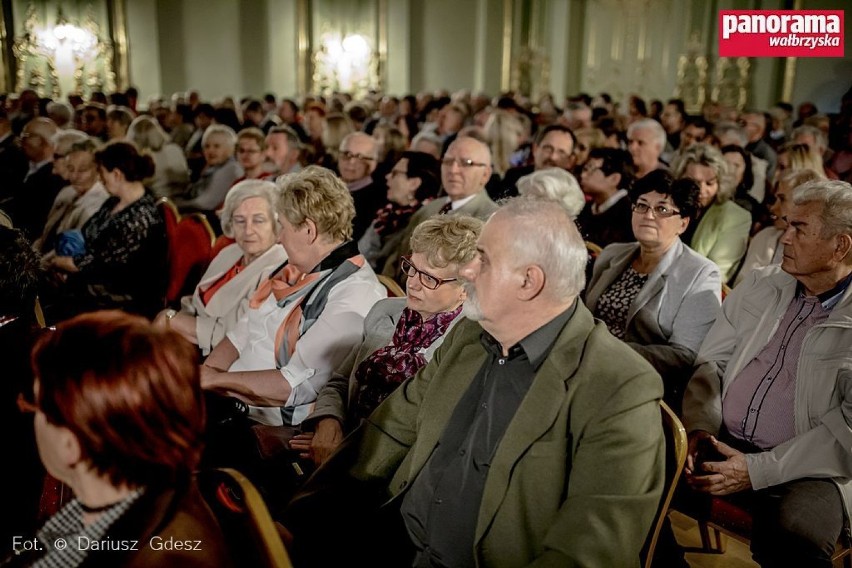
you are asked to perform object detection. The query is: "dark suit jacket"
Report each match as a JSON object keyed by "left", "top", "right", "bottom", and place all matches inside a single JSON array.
[
  {"left": 289, "top": 305, "right": 665, "bottom": 567},
  {"left": 351, "top": 180, "right": 388, "bottom": 244},
  {"left": 0, "top": 135, "right": 27, "bottom": 205},
  {"left": 11, "top": 162, "right": 66, "bottom": 240}
]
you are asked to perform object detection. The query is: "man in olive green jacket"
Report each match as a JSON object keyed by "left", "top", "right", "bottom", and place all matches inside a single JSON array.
[{"left": 287, "top": 197, "right": 664, "bottom": 567}]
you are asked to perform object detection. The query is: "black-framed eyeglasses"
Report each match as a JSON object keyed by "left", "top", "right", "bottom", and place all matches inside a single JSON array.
[
  {"left": 440, "top": 157, "right": 488, "bottom": 169},
  {"left": 400, "top": 256, "right": 458, "bottom": 290},
  {"left": 631, "top": 202, "right": 682, "bottom": 218},
  {"left": 339, "top": 150, "right": 376, "bottom": 163}
]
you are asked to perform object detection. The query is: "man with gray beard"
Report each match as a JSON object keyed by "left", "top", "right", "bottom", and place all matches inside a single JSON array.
[{"left": 286, "top": 196, "right": 664, "bottom": 567}]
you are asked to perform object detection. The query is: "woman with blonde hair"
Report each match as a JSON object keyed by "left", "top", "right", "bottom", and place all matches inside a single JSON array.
[
  {"left": 126, "top": 114, "right": 190, "bottom": 197},
  {"left": 485, "top": 109, "right": 524, "bottom": 177},
  {"left": 320, "top": 112, "right": 355, "bottom": 170},
  {"left": 775, "top": 141, "right": 828, "bottom": 182},
  {"left": 673, "top": 143, "right": 751, "bottom": 282},
  {"left": 295, "top": 214, "right": 483, "bottom": 466}
]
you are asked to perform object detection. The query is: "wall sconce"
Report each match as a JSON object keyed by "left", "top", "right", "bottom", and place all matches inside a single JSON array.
[
  {"left": 12, "top": 3, "right": 115, "bottom": 99},
  {"left": 312, "top": 32, "right": 378, "bottom": 96}
]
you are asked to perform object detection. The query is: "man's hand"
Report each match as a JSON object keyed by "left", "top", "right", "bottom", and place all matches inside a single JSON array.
[
  {"left": 289, "top": 432, "right": 314, "bottom": 460},
  {"left": 686, "top": 436, "right": 752, "bottom": 495},
  {"left": 310, "top": 418, "right": 344, "bottom": 467},
  {"left": 685, "top": 429, "right": 713, "bottom": 475}
]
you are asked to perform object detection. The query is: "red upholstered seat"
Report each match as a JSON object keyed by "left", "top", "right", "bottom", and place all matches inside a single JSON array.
[
  {"left": 157, "top": 198, "right": 216, "bottom": 306},
  {"left": 212, "top": 235, "right": 237, "bottom": 258}
]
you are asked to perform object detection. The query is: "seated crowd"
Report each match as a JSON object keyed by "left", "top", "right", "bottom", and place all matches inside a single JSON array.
[{"left": 1, "top": 82, "right": 851, "bottom": 568}]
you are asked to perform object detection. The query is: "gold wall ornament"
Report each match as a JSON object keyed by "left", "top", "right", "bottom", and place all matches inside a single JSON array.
[
  {"left": 674, "top": 31, "right": 708, "bottom": 115},
  {"left": 712, "top": 57, "right": 751, "bottom": 111},
  {"left": 8, "top": 1, "right": 120, "bottom": 99}
]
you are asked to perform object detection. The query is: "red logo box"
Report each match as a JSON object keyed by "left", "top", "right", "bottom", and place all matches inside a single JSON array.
[{"left": 719, "top": 10, "right": 844, "bottom": 57}]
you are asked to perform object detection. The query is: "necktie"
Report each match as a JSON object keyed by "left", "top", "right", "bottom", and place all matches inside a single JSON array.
[{"left": 439, "top": 199, "right": 453, "bottom": 215}]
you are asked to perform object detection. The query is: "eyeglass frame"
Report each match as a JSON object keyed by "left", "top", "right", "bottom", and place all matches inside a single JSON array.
[
  {"left": 440, "top": 157, "right": 488, "bottom": 169},
  {"left": 631, "top": 202, "right": 682, "bottom": 219},
  {"left": 338, "top": 149, "right": 376, "bottom": 163},
  {"left": 400, "top": 256, "right": 458, "bottom": 290}
]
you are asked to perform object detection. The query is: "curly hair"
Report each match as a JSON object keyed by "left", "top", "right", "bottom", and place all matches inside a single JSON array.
[
  {"left": 277, "top": 165, "right": 355, "bottom": 242},
  {"left": 410, "top": 215, "right": 483, "bottom": 269}
]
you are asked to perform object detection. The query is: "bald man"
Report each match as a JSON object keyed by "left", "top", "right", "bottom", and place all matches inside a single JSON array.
[
  {"left": 383, "top": 136, "right": 499, "bottom": 279},
  {"left": 11, "top": 118, "right": 66, "bottom": 239}
]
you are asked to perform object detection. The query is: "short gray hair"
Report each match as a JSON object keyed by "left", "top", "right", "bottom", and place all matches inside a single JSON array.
[
  {"left": 627, "top": 118, "right": 666, "bottom": 151},
  {"left": 791, "top": 124, "right": 828, "bottom": 154},
  {"left": 714, "top": 121, "right": 748, "bottom": 147},
  {"left": 673, "top": 143, "right": 735, "bottom": 203},
  {"left": 201, "top": 124, "right": 237, "bottom": 148},
  {"left": 517, "top": 167, "right": 585, "bottom": 219},
  {"left": 792, "top": 179, "right": 852, "bottom": 239},
  {"left": 52, "top": 129, "right": 88, "bottom": 156},
  {"left": 341, "top": 132, "right": 378, "bottom": 160},
  {"left": 498, "top": 196, "right": 587, "bottom": 299},
  {"left": 220, "top": 179, "right": 281, "bottom": 238}
]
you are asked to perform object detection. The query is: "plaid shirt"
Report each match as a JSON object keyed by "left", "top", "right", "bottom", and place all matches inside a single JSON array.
[{"left": 31, "top": 490, "right": 143, "bottom": 568}]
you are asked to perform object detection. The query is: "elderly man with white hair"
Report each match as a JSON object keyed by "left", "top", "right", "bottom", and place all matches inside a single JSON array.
[
  {"left": 627, "top": 118, "right": 667, "bottom": 179},
  {"left": 286, "top": 196, "right": 665, "bottom": 567},
  {"left": 684, "top": 179, "right": 852, "bottom": 567}
]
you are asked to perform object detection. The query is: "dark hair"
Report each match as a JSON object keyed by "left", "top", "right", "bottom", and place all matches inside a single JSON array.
[
  {"left": 213, "top": 107, "right": 241, "bottom": 132},
  {"left": 31, "top": 310, "right": 204, "bottom": 487},
  {"left": 587, "top": 148, "right": 635, "bottom": 190},
  {"left": 95, "top": 141, "right": 155, "bottom": 182},
  {"left": 685, "top": 115, "right": 712, "bottom": 133},
  {"left": 125, "top": 86, "right": 139, "bottom": 99},
  {"left": 0, "top": 227, "right": 42, "bottom": 317},
  {"left": 630, "top": 95, "right": 648, "bottom": 117},
  {"left": 83, "top": 103, "right": 107, "bottom": 120},
  {"left": 534, "top": 124, "right": 577, "bottom": 148},
  {"left": 108, "top": 92, "right": 129, "bottom": 107},
  {"left": 666, "top": 98, "right": 686, "bottom": 117},
  {"left": 194, "top": 103, "right": 216, "bottom": 119},
  {"left": 629, "top": 169, "right": 701, "bottom": 221},
  {"left": 720, "top": 145, "right": 754, "bottom": 196},
  {"left": 263, "top": 93, "right": 277, "bottom": 105},
  {"left": 396, "top": 114, "right": 420, "bottom": 141},
  {"left": 243, "top": 99, "right": 263, "bottom": 114},
  {"left": 401, "top": 151, "right": 441, "bottom": 203},
  {"left": 280, "top": 98, "right": 299, "bottom": 114}
]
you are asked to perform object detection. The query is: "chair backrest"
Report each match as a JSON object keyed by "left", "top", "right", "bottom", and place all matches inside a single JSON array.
[
  {"left": 157, "top": 198, "right": 216, "bottom": 305},
  {"left": 377, "top": 274, "right": 405, "bottom": 298},
  {"left": 642, "top": 400, "right": 688, "bottom": 568},
  {"left": 585, "top": 240, "right": 603, "bottom": 259},
  {"left": 199, "top": 468, "right": 293, "bottom": 568},
  {"left": 721, "top": 283, "right": 732, "bottom": 301},
  {"left": 212, "top": 235, "right": 237, "bottom": 258}
]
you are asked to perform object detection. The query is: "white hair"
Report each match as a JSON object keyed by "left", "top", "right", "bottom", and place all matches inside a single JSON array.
[
  {"left": 517, "top": 167, "right": 585, "bottom": 219},
  {"left": 792, "top": 179, "right": 852, "bottom": 239},
  {"left": 201, "top": 124, "right": 237, "bottom": 148},
  {"left": 627, "top": 118, "right": 666, "bottom": 150},
  {"left": 500, "top": 196, "right": 587, "bottom": 299},
  {"left": 219, "top": 179, "right": 281, "bottom": 238},
  {"left": 51, "top": 129, "right": 88, "bottom": 155}
]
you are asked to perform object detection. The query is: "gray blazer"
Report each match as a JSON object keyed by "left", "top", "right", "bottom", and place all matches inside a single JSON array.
[
  {"left": 305, "top": 297, "right": 460, "bottom": 429},
  {"left": 585, "top": 239, "right": 721, "bottom": 383}
]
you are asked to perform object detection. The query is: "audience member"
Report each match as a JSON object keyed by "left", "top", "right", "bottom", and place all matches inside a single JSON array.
[
  {"left": 338, "top": 132, "right": 387, "bottom": 242},
  {"left": 8, "top": 310, "right": 233, "bottom": 568},
  {"left": 683, "top": 179, "right": 852, "bottom": 568},
  {"left": 286, "top": 196, "right": 664, "bottom": 567},
  {"left": 153, "top": 180, "right": 287, "bottom": 354},
  {"left": 674, "top": 143, "right": 751, "bottom": 282},
  {"left": 500, "top": 124, "right": 576, "bottom": 198},
  {"left": 174, "top": 124, "right": 242, "bottom": 213},
  {"left": 127, "top": 115, "right": 191, "bottom": 198},
  {"left": 295, "top": 215, "right": 481, "bottom": 466},
  {"left": 585, "top": 170, "right": 720, "bottom": 409},
  {"left": 628, "top": 118, "right": 667, "bottom": 178},
  {"left": 517, "top": 167, "right": 585, "bottom": 218},
  {"left": 577, "top": 147, "right": 636, "bottom": 247}
]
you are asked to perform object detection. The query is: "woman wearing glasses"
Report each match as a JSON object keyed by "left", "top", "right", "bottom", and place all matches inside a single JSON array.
[
  {"left": 292, "top": 215, "right": 482, "bottom": 466},
  {"left": 585, "top": 170, "right": 721, "bottom": 410}
]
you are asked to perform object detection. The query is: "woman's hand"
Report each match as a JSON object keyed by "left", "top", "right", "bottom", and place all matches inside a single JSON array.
[{"left": 50, "top": 255, "right": 79, "bottom": 273}]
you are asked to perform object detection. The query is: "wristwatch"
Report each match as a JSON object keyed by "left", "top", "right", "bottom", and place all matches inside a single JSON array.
[{"left": 165, "top": 309, "right": 177, "bottom": 326}]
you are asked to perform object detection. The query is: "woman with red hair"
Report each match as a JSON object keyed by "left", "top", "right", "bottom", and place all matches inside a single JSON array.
[{"left": 9, "top": 310, "right": 233, "bottom": 568}]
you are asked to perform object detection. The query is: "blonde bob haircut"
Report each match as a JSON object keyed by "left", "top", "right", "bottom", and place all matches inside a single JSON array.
[
  {"left": 277, "top": 165, "right": 355, "bottom": 242},
  {"left": 673, "top": 143, "right": 735, "bottom": 204},
  {"left": 410, "top": 215, "right": 483, "bottom": 269},
  {"left": 220, "top": 179, "right": 281, "bottom": 238}
]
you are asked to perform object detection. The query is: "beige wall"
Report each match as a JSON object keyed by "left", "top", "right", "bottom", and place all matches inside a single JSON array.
[{"left": 124, "top": 0, "right": 850, "bottom": 112}]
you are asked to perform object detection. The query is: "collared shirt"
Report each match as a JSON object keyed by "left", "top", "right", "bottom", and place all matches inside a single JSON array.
[
  {"left": 723, "top": 272, "right": 852, "bottom": 449},
  {"left": 30, "top": 491, "right": 143, "bottom": 568},
  {"left": 347, "top": 176, "right": 373, "bottom": 193},
  {"left": 448, "top": 193, "right": 477, "bottom": 211},
  {"left": 591, "top": 188, "right": 628, "bottom": 215},
  {"left": 401, "top": 302, "right": 576, "bottom": 568}
]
